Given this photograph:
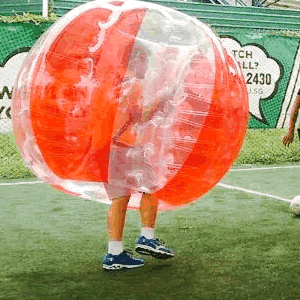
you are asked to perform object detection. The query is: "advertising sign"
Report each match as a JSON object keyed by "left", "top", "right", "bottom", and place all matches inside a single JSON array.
[
  {"left": 221, "top": 33, "right": 300, "bottom": 129},
  {"left": 0, "top": 23, "right": 299, "bottom": 132},
  {"left": 0, "top": 51, "right": 28, "bottom": 132},
  {"left": 0, "top": 23, "right": 50, "bottom": 133}
]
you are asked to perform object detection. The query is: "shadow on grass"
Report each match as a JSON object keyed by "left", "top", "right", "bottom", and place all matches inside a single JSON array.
[
  {"left": 3, "top": 258, "right": 199, "bottom": 300},
  {"left": 103, "top": 262, "right": 172, "bottom": 276}
]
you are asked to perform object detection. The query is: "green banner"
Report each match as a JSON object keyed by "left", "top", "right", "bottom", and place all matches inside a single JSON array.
[
  {"left": 0, "top": 22, "right": 51, "bottom": 133},
  {"left": 0, "top": 22, "right": 299, "bottom": 132},
  {"left": 0, "top": 23, "right": 51, "bottom": 64},
  {"left": 219, "top": 30, "right": 300, "bottom": 129}
]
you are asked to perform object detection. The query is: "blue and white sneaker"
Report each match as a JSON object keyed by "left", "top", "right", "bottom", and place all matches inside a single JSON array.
[
  {"left": 135, "top": 236, "right": 175, "bottom": 259},
  {"left": 102, "top": 250, "right": 145, "bottom": 270}
]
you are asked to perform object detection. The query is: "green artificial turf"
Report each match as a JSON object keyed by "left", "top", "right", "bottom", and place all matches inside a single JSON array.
[
  {"left": 236, "top": 129, "right": 300, "bottom": 165},
  {"left": 0, "top": 133, "right": 34, "bottom": 179},
  {"left": 1, "top": 175, "right": 300, "bottom": 300}
]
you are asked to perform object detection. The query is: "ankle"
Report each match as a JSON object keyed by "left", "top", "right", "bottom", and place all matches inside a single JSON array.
[
  {"left": 141, "top": 227, "right": 155, "bottom": 239},
  {"left": 108, "top": 240, "right": 123, "bottom": 255}
]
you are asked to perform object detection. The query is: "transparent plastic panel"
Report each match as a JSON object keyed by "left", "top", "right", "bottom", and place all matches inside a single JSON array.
[{"left": 12, "top": 0, "right": 248, "bottom": 210}]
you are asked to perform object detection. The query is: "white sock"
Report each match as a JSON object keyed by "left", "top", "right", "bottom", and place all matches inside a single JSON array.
[
  {"left": 141, "top": 227, "right": 155, "bottom": 239},
  {"left": 108, "top": 241, "right": 123, "bottom": 255}
]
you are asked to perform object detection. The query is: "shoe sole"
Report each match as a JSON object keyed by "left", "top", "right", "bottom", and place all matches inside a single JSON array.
[
  {"left": 102, "top": 263, "right": 145, "bottom": 270},
  {"left": 135, "top": 245, "right": 175, "bottom": 259}
]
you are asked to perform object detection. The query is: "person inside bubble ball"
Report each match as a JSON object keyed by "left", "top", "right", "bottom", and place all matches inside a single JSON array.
[
  {"left": 283, "top": 89, "right": 300, "bottom": 147},
  {"left": 101, "top": 46, "right": 175, "bottom": 270}
]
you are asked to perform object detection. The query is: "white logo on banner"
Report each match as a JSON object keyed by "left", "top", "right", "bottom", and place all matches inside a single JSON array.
[
  {"left": 0, "top": 52, "right": 28, "bottom": 133},
  {"left": 221, "top": 38, "right": 281, "bottom": 123}
]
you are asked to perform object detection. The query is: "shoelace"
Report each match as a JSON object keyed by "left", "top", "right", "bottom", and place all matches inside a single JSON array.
[
  {"left": 123, "top": 249, "right": 134, "bottom": 256},
  {"left": 153, "top": 238, "right": 165, "bottom": 245}
]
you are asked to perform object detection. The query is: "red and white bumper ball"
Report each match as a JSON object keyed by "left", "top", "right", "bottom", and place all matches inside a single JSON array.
[{"left": 12, "top": 0, "right": 248, "bottom": 210}]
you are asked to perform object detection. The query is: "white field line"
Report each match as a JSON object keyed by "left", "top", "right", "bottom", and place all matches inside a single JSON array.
[
  {"left": 217, "top": 182, "right": 291, "bottom": 203},
  {"left": 0, "top": 165, "right": 298, "bottom": 185},
  {"left": 229, "top": 165, "right": 300, "bottom": 172},
  {"left": 0, "top": 180, "right": 291, "bottom": 203},
  {"left": 0, "top": 181, "right": 43, "bottom": 186},
  {"left": 0, "top": 165, "right": 297, "bottom": 202}
]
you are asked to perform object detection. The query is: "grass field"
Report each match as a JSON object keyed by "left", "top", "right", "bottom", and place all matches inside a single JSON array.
[{"left": 1, "top": 164, "right": 300, "bottom": 299}]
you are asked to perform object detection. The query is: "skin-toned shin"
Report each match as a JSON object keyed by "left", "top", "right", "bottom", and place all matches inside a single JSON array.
[
  {"left": 283, "top": 94, "right": 300, "bottom": 147},
  {"left": 107, "top": 193, "right": 159, "bottom": 241},
  {"left": 140, "top": 193, "right": 158, "bottom": 228},
  {"left": 107, "top": 196, "right": 130, "bottom": 241}
]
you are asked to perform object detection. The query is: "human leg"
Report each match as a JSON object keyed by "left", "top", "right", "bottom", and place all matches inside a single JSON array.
[
  {"left": 140, "top": 192, "right": 158, "bottom": 232},
  {"left": 136, "top": 193, "right": 175, "bottom": 259},
  {"left": 107, "top": 196, "right": 130, "bottom": 243},
  {"left": 102, "top": 194, "right": 145, "bottom": 270}
]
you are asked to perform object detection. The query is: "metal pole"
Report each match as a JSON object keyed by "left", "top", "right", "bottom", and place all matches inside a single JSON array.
[{"left": 42, "top": 0, "right": 49, "bottom": 18}]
